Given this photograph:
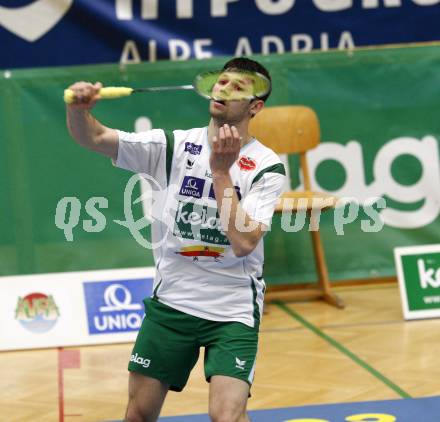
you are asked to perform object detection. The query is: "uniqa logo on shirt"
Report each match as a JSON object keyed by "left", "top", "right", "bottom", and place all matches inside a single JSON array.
[{"left": 179, "top": 176, "right": 205, "bottom": 199}]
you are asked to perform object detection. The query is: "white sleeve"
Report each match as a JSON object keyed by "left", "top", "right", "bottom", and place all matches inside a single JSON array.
[
  {"left": 241, "top": 172, "right": 285, "bottom": 227},
  {"left": 113, "top": 129, "right": 169, "bottom": 185}
]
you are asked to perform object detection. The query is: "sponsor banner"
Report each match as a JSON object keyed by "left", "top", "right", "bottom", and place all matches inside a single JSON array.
[
  {"left": 1, "top": 1, "right": 440, "bottom": 69},
  {"left": 0, "top": 268, "right": 154, "bottom": 351},
  {"left": 83, "top": 278, "right": 149, "bottom": 335},
  {"left": 394, "top": 244, "right": 440, "bottom": 320},
  {"left": 153, "top": 396, "right": 440, "bottom": 422},
  {"left": 0, "top": 46, "right": 439, "bottom": 284}
]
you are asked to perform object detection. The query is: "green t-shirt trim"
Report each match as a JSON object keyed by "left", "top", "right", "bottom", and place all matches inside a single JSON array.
[
  {"left": 163, "top": 129, "right": 175, "bottom": 185},
  {"left": 251, "top": 163, "right": 286, "bottom": 188}
]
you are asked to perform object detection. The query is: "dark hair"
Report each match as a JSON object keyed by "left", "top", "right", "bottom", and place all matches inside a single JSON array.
[{"left": 222, "top": 57, "right": 272, "bottom": 102}]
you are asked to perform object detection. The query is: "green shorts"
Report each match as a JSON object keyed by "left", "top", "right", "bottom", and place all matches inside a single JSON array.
[{"left": 128, "top": 298, "right": 259, "bottom": 392}]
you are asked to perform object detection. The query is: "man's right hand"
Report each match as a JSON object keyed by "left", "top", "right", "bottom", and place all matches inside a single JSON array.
[
  {"left": 65, "top": 81, "right": 118, "bottom": 160},
  {"left": 67, "top": 81, "right": 102, "bottom": 109}
]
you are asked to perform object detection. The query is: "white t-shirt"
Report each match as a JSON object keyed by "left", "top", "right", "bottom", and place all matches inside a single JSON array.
[{"left": 114, "top": 127, "right": 285, "bottom": 327}]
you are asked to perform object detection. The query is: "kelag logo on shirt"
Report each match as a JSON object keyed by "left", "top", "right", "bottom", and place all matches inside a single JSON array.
[
  {"left": 174, "top": 201, "right": 229, "bottom": 245},
  {"left": 184, "top": 142, "right": 202, "bottom": 155},
  {"left": 179, "top": 176, "right": 205, "bottom": 198},
  {"left": 83, "top": 279, "right": 152, "bottom": 335}
]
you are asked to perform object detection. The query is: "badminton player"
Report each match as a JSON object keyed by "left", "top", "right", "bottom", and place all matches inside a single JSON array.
[{"left": 66, "top": 57, "right": 285, "bottom": 422}]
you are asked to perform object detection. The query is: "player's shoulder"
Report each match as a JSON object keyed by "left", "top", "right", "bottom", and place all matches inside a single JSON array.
[
  {"left": 236, "top": 139, "right": 285, "bottom": 188},
  {"left": 171, "top": 127, "right": 206, "bottom": 144},
  {"left": 117, "top": 128, "right": 168, "bottom": 144},
  {"left": 246, "top": 138, "right": 284, "bottom": 169}
]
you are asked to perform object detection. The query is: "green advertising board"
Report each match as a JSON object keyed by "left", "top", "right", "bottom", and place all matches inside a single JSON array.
[
  {"left": 394, "top": 245, "right": 440, "bottom": 319},
  {"left": 0, "top": 45, "right": 439, "bottom": 285}
]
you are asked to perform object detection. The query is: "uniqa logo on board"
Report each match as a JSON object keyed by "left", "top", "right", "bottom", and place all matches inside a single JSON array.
[
  {"left": 83, "top": 279, "right": 153, "bottom": 335},
  {"left": 15, "top": 292, "right": 60, "bottom": 333}
]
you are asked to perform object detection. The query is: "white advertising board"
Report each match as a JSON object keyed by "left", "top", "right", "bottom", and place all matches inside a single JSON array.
[
  {"left": 0, "top": 267, "right": 155, "bottom": 351},
  {"left": 394, "top": 244, "right": 440, "bottom": 320}
]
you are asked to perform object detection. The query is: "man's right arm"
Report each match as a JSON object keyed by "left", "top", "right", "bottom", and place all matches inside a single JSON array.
[{"left": 66, "top": 81, "right": 118, "bottom": 161}]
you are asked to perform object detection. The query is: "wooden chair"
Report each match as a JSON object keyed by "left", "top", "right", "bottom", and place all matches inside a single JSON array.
[{"left": 249, "top": 105, "right": 345, "bottom": 308}]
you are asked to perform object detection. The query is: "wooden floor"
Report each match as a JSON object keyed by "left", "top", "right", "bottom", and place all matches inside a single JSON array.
[{"left": 1, "top": 284, "right": 440, "bottom": 422}]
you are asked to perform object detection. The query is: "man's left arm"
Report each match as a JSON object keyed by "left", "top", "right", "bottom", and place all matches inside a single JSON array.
[
  {"left": 210, "top": 125, "right": 285, "bottom": 257},
  {"left": 212, "top": 171, "right": 263, "bottom": 257}
]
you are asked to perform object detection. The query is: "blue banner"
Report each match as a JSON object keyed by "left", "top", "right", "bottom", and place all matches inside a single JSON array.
[
  {"left": 2, "top": 0, "right": 440, "bottom": 69},
  {"left": 107, "top": 396, "right": 440, "bottom": 422}
]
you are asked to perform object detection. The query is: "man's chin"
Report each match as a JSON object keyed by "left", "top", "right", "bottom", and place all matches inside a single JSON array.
[{"left": 209, "top": 106, "right": 225, "bottom": 117}]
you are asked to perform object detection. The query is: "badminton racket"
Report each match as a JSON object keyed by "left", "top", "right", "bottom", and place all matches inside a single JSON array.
[{"left": 64, "top": 69, "right": 271, "bottom": 104}]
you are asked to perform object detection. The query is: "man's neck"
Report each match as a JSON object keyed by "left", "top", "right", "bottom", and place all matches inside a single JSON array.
[{"left": 207, "top": 119, "right": 252, "bottom": 148}]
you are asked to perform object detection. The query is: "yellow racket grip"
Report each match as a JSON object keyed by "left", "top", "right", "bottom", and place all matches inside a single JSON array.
[
  {"left": 99, "top": 87, "right": 134, "bottom": 99},
  {"left": 64, "top": 87, "right": 134, "bottom": 104}
]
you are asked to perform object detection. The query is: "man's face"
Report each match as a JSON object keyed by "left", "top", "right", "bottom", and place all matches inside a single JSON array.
[
  {"left": 209, "top": 70, "right": 256, "bottom": 124},
  {"left": 211, "top": 70, "right": 255, "bottom": 101}
]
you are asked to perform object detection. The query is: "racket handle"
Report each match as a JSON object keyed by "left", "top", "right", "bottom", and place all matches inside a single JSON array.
[{"left": 64, "top": 87, "right": 134, "bottom": 104}]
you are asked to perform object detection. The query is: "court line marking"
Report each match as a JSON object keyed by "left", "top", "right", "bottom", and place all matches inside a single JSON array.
[
  {"left": 261, "top": 318, "right": 405, "bottom": 334},
  {"left": 58, "top": 348, "right": 81, "bottom": 422},
  {"left": 332, "top": 283, "right": 397, "bottom": 293},
  {"left": 58, "top": 348, "right": 65, "bottom": 422},
  {"left": 275, "top": 301, "right": 412, "bottom": 399}
]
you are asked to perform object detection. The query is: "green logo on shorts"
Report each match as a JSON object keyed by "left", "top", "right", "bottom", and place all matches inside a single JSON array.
[
  {"left": 130, "top": 353, "right": 151, "bottom": 368},
  {"left": 235, "top": 357, "right": 246, "bottom": 370}
]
